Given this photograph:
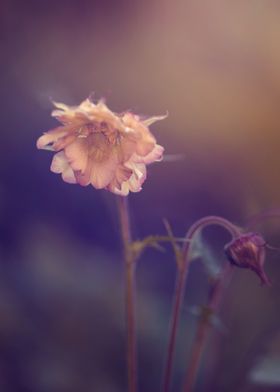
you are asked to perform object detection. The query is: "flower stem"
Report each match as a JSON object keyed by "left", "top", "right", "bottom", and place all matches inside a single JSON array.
[
  {"left": 163, "top": 263, "right": 187, "bottom": 392},
  {"left": 181, "top": 217, "right": 241, "bottom": 392},
  {"left": 183, "top": 263, "right": 233, "bottom": 392},
  {"left": 117, "top": 196, "right": 137, "bottom": 392},
  {"left": 163, "top": 216, "right": 241, "bottom": 392}
]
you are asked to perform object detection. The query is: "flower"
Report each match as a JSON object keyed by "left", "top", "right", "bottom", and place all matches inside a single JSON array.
[
  {"left": 37, "top": 98, "right": 166, "bottom": 195},
  {"left": 224, "top": 232, "right": 271, "bottom": 285}
]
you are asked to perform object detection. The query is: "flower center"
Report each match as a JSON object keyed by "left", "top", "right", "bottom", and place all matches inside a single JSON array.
[{"left": 80, "top": 121, "right": 121, "bottom": 144}]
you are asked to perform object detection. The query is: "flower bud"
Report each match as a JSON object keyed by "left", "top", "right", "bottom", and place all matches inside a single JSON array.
[{"left": 224, "top": 233, "right": 271, "bottom": 285}]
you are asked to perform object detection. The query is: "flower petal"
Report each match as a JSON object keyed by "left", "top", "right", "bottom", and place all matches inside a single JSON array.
[
  {"left": 50, "top": 151, "right": 68, "bottom": 173},
  {"left": 52, "top": 100, "right": 93, "bottom": 123},
  {"left": 79, "top": 99, "right": 96, "bottom": 112},
  {"left": 134, "top": 144, "right": 164, "bottom": 164},
  {"left": 36, "top": 123, "right": 79, "bottom": 150},
  {"left": 106, "top": 164, "right": 133, "bottom": 193},
  {"left": 52, "top": 101, "right": 73, "bottom": 111},
  {"left": 37, "top": 128, "right": 67, "bottom": 150},
  {"left": 62, "top": 166, "right": 77, "bottom": 184},
  {"left": 118, "top": 138, "right": 137, "bottom": 162},
  {"left": 50, "top": 152, "right": 77, "bottom": 184},
  {"left": 122, "top": 114, "right": 156, "bottom": 156},
  {"left": 111, "top": 182, "right": 130, "bottom": 196},
  {"left": 90, "top": 152, "right": 119, "bottom": 189},
  {"left": 142, "top": 113, "right": 168, "bottom": 127},
  {"left": 111, "top": 160, "right": 147, "bottom": 195},
  {"left": 135, "top": 126, "right": 156, "bottom": 156},
  {"left": 64, "top": 139, "right": 88, "bottom": 173},
  {"left": 53, "top": 133, "right": 78, "bottom": 151},
  {"left": 127, "top": 162, "right": 147, "bottom": 192},
  {"left": 74, "top": 163, "right": 92, "bottom": 186}
]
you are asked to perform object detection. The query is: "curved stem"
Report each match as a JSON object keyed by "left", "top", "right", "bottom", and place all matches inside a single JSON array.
[
  {"left": 163, "top": 216, "right": 241, "bottom": 392},
  {"left": 182, "top": 217, "right": 241, "bottom": 392},
  {"left": 117, "top": 196, "right": 137, "bottom": 392},
  {"left": 182, "top": 216, "right": 241, "bottom": 260}
]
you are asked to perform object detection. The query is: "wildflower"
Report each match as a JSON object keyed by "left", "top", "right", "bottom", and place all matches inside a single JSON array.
[
  {"left": 224, "top": 232, "right": 271, "bottom": 285},
  {"left": 37, "top": 99, "right": 166, "bottom": 195}
]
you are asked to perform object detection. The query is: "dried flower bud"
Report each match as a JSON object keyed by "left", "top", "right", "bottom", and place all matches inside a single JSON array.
[{"left": 224, "top": 233, "right": 271, "bottom": 285}]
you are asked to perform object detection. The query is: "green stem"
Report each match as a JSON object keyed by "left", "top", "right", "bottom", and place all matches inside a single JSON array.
[{"left": 117, "top": 196, "right": 137, "bottom": 392}]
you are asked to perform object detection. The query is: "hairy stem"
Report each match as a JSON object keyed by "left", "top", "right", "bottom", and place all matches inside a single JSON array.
[{"left": 117, "top": 196, "right": 137, "bottom": 392}]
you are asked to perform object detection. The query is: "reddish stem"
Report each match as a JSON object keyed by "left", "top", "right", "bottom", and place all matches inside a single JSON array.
[
  {"left": 163, "top": 264, "right": 187, "bottom": 392},
  {"left": 183, "top": 264, "right": 233, "bottom": 392},
  {"left": 117, "top": 196, "right": 137, "bottom": 392},
  {"left": 163, "top": 216, "right": 241, "bottom": 392}
]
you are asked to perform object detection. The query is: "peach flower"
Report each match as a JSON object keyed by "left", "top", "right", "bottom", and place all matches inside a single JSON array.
[{"left": 37, "top": 99, "right": 166, "bottom": 195}]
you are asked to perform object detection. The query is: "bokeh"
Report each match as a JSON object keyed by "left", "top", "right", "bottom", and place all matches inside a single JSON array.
[{"left": 1, "top": 0, "right": 280, "bottom": 391}]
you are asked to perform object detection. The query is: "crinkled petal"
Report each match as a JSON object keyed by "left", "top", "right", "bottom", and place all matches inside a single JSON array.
[
  {"left": 37, "top": 134, "right": 57, "bottom": 150},
  {"left": 64, "top": 139, "right": 88, "bottom": 173},
  {"left": 50, "top": 151, "right": 68, "bottom": 173},
  {"left": 79, "top": 99, "right": 96, "bottom": 112},
  {"left": 134, "top": 144, "right": 164, "bottom": 164},
  {"left": 126, "top": 162, "right": 147, "bottom": 192},
  {"left": 62, "top": 166, "right": 77, "bottom": 184},
  {"left": 90, "top": 151, "right": 119, "bottom": 189},
  {"left": 36, "top": 123, "right": 79, "bottom": 150},
  {"left": 110, "top": 161, "right": 147, "bottom": 195},
  {"left": 52, "top": 101, "right": 73, "bottom": 111},
  {"left": 50, "top": 152, "right": 76, "bottom": 184},
  {"left": 106, "top": 164, "right": 133, "bottom": 193},
  {"left": 136, "top": 126, "right": 156, "bottom": 156},
  {"left": 52, "top": 111, "right": 87, "bottom": 125},
  {"left": 122, "top": 114, "right": 156, "bottom": 156},
  {"left": 74, "top": 163, "right": 92, "bottom": 186},
  {"left": 52, "top": 100, "right": 93, "bottom": 123},
  {"left": 118, "top": 138, "right": 137, "bottom": 162},
  {"left": 53, "top": 133, "right": 78, "bottom": 151},
  {"left": 114, "top": 165, "right": 133, "bottom": 188},
  {"left": 142, "top": 113, "right": 168, "bottom": 127},
  {"left": 111, "top": 182, "right": 130, "bottom": 196},
  {"left": 52, "top": 102, "right": 76, "bottom": 123},
  {"left": 108, "top": 182, "right": 129, "bottom": 196},
  {"left": 37, "top": 127, "right": 67, "bottom": 150}
]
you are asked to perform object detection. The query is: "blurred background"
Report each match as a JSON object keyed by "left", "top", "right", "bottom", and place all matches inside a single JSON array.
[{"left": 1, "top": 0, "right": 280, "bottom": 391}]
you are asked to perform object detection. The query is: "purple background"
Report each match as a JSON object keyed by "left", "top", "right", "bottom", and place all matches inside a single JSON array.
[{"left": 1, "top": 0, "right": 280, "bottom": 391}]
